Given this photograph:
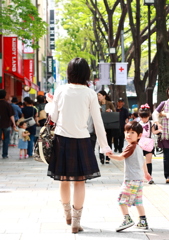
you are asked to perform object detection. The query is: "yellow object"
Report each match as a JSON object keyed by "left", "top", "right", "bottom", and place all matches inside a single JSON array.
[{"left": 23, "top": 131, "right": 30, "bottom": 141}]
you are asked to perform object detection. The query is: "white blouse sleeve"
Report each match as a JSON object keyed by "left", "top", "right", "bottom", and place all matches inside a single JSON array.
[{"left": 90, "top": 93, "right": 111, "bottom": 153}]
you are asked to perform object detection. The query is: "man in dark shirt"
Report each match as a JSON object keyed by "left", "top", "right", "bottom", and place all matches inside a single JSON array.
[
  {"left": 114, "top": 98, "right": 129, "bottom": 153},
  {"left": 0, "top": 90, "right": 16, "bottom": 158}
]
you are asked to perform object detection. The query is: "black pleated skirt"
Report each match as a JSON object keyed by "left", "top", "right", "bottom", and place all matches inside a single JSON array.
[{"left": 47, "top": 134, "right": 101, "bottom": 181}]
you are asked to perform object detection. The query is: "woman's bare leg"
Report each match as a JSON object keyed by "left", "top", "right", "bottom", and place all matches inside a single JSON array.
[
  {"left": 73, "top": 181, "right": 85, "bottom": 210},
  {"left": 60, "top": 181, "right": 71, "bottom": 203}
]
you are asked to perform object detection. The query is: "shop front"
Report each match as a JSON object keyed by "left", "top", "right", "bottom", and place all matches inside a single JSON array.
[{"left": 1, "top": 36, "right": 39, "bottom": 101}]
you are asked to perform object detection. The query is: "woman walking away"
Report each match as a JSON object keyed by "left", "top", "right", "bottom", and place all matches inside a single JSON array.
[{"left": 45, "top": 58, "right": 112, "bottom": 233}]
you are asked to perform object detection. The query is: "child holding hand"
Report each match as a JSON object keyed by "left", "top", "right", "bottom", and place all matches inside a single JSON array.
[
  {"left": 107, "top": 121, "right": 151, "bottom": 232},
  {"left": 18, "top": 122, "right": 30, "bottom": 159}
]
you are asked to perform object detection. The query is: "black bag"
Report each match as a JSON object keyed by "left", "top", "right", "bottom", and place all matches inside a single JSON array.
[
  {"left": 33, "top": 117, "right": 55, "bottom": 164},
  {"left": 101, "top": 112, "right": 120, "bottom": 129}
]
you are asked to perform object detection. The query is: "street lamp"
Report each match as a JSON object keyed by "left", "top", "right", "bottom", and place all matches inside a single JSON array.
[{"left": 144, "top": 0, "right": 155, "bottom": 112}]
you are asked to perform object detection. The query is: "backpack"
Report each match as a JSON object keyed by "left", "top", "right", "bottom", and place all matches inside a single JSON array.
[
  {"left": 139, "top": 121, "right": 154, "bottom": 152},
  {"left": 33, "top": 118, "right": 55, "bottom": 164}
]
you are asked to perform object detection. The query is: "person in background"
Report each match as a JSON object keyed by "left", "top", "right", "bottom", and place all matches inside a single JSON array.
[
  {"left": 97, "top": 90, "right": 116, "bottom": 164},
  {"left": 114, "top": 98, "right": 129, "bottom": 153},
  {"left": 10, "top": 97, "right": 22, "bottom": 146},
  {"left": 0, "top": 90, "right": 16, "bottom": 158},
  {"left": 87, "top": 115, "right": 97, "bottom": 152},
  {"left": 138, "top": 104, "right": 162, "bottom": 184},
  {"left": 152, "top": 87, "right": 169, "bottom": 184},
  {"left": 36, "top": 95, "right": 47, "bottom": 127},
  {"left": 17, "top": 122, "right": 30, "bottom": 159},
  {"left": 17, "top": 102, "right": 24, "bottom": 108},
  {"left": 133, "top": 112, "right": 140, "bottom": 122},
  {"left": 21, "top": 97, "right": 38, "bottom": 157},
  {"left": 107, "top": 121, "right": 151, "bottom": 232},
  {"left": 45, "top": 58, "right": 112, "bottom": 233},
  {"left": 128, "top": 113, "right": 133, "bottom": 122}
]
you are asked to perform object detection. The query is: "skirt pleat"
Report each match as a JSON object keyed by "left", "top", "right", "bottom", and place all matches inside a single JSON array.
[{"left": 47, "top": 135, "right": 101, "bottom": 181}]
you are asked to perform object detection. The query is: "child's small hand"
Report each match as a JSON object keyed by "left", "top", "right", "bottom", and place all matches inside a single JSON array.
[{"left": 145, "top": 172, "right": 152, "bottom": 181}]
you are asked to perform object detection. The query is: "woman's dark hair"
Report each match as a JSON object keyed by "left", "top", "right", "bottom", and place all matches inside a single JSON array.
[
  {"left": 24, "top": 97, "right": 32, "bottom": 105},
  {"left": 98, "top": 91, "right": 111, "bottom": 101},
  {"left": 138, "top": 108, "right": 151, "bottom": 118},
  {"left": 124, "top": 121, "right": 143, "bottom": 136},
  {"left": 67, "top": 58, "right": 90, "bottom": 85},
  {"left": 0, "top": 89, "right": 6, "bottom": 99}
]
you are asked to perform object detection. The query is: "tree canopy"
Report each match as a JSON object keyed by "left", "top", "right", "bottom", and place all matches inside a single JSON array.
[
  {"left": 55, "top": 0, "right": 169, "bottom": 105},
  {"left": 0, "top": 0, "right": 47, "bottom": 48}
]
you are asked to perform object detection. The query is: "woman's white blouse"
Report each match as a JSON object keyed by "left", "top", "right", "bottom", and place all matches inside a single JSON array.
[{"left": 45, "top": 84, "right": 111, "bottom": 153}]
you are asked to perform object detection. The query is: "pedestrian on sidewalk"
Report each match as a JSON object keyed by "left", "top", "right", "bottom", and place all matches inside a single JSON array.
[
  {"left": 107, "top": 121, "right": 151, "bottom": 232},
  {"left": 22, "top": 97, "right": 38, "bottom": 157},
  {"left": 114, "top": 98, "right": 129, "bottom": 153},
  {"left": 152, "top": 87, "right": 169, "bottom": 184},
  {"left": 10, "top": 97, "right": 22, "bottom": 146},
  {"left": 17, "top": 122, "right": 30, "bottom": 159},
  {"left": 45, "top": 57, "right": 112, "bottom": 234},
  {"left": 138, "top": 104, "right": 162, "bottom": 184},
  {"left": 97, "top": 90, "right": 116, "bottom": 164},
  {"left": 0, "top": 90, "right": 16, "bottom": 158}
]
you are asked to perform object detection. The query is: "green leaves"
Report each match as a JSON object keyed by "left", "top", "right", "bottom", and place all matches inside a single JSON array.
[{"left": 0, "top": 0, "right": 47, "bottom": 48}]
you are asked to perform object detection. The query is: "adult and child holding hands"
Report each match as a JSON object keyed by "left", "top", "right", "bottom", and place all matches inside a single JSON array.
[{"left": 0, "top": 57, "right": 167, "bottom": 233}]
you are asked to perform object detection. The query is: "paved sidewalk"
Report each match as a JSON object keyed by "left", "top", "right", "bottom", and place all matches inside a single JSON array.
[{"left": 0, "top": 143, "right": 169, "bottom": 240}]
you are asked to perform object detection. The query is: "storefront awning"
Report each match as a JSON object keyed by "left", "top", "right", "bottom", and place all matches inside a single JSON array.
[{"left": 4, "top": 71, "right": 39, "bottom": 91}]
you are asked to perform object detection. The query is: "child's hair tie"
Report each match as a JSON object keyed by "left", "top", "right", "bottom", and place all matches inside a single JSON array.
[{"left": 140, "top": 103, "right": 150, "bottom": 110}]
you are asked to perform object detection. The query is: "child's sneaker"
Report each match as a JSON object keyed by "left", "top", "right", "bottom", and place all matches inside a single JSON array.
[
  {"left": 136, "top": 217, "right": 148, "bottom": 229},
  {"left": 19, "top": 155, "right": 23, "bottom": 160},
  {"left": 25, "top": 154, "right": 29, "bottom": 159},
  {"left": 116, "top": 214, "right": 135, "bottom": 232}
]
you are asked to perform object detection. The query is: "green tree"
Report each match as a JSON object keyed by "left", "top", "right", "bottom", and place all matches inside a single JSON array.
[
  {"left": 0, "top": 0, "right": 47, "bottom": 48},
  {"left": 55, "top": 0, "right": 169, "bottom": 107}
]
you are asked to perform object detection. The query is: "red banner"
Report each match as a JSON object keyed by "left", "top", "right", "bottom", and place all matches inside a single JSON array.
[
  {"left": 23, "top": 59, "right": 34, "bottom": 82},
  {"left": 3, "top": 37, "right": 18, "bottom": 73}
]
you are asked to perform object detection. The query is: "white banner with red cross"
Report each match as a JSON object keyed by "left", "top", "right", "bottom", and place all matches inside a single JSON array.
[{"left": 115, "top": 62, "right": 128, "bottom": 85}]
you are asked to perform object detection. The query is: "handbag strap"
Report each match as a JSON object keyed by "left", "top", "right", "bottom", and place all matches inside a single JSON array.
[
  {"left": 149, "top": 121, "right": 152, "bottom": 138},
  {"left": 38, "top": 140, "right": 48, "bottom": 164}
]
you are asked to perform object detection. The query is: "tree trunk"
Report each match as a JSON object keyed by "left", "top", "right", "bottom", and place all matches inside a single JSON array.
[{"left": 156, "top": 0, "right": 169, "bottom": 104}]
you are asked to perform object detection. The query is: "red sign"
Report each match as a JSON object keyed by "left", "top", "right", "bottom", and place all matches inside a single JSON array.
[
  {"left": 3, "top": 37, "right": 18, "bottom": 73},
  {"left": 23, "top": 59, "right": 34, "bottom": 82}
]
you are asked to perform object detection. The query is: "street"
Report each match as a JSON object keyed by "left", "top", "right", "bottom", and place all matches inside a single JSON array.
[{"left": 0, "top": 142, "right": 169, "bottom": 240}]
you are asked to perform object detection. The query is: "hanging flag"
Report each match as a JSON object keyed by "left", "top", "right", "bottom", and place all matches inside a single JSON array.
[
  {"left": 115, "top": 62, "right": 128, "bottom": 85},
  {"left": 99, "top": 63, "right": 110, "bottom": 85}
]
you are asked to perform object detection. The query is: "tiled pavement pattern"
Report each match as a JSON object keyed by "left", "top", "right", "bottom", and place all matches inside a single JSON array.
[{"left": 0, "top": 141, "right": 169, "bottom": 240}]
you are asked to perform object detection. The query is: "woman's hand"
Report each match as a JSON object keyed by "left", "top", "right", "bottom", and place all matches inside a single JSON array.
[
  {"left": 106, "top": 108, "right": 112, "bottom": 112},
  {"left": 46, "top": 93, "right": 54, "bottom": 103},
  {"left": 159, "top": 111, "right": 166, "bottom": 117}
]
